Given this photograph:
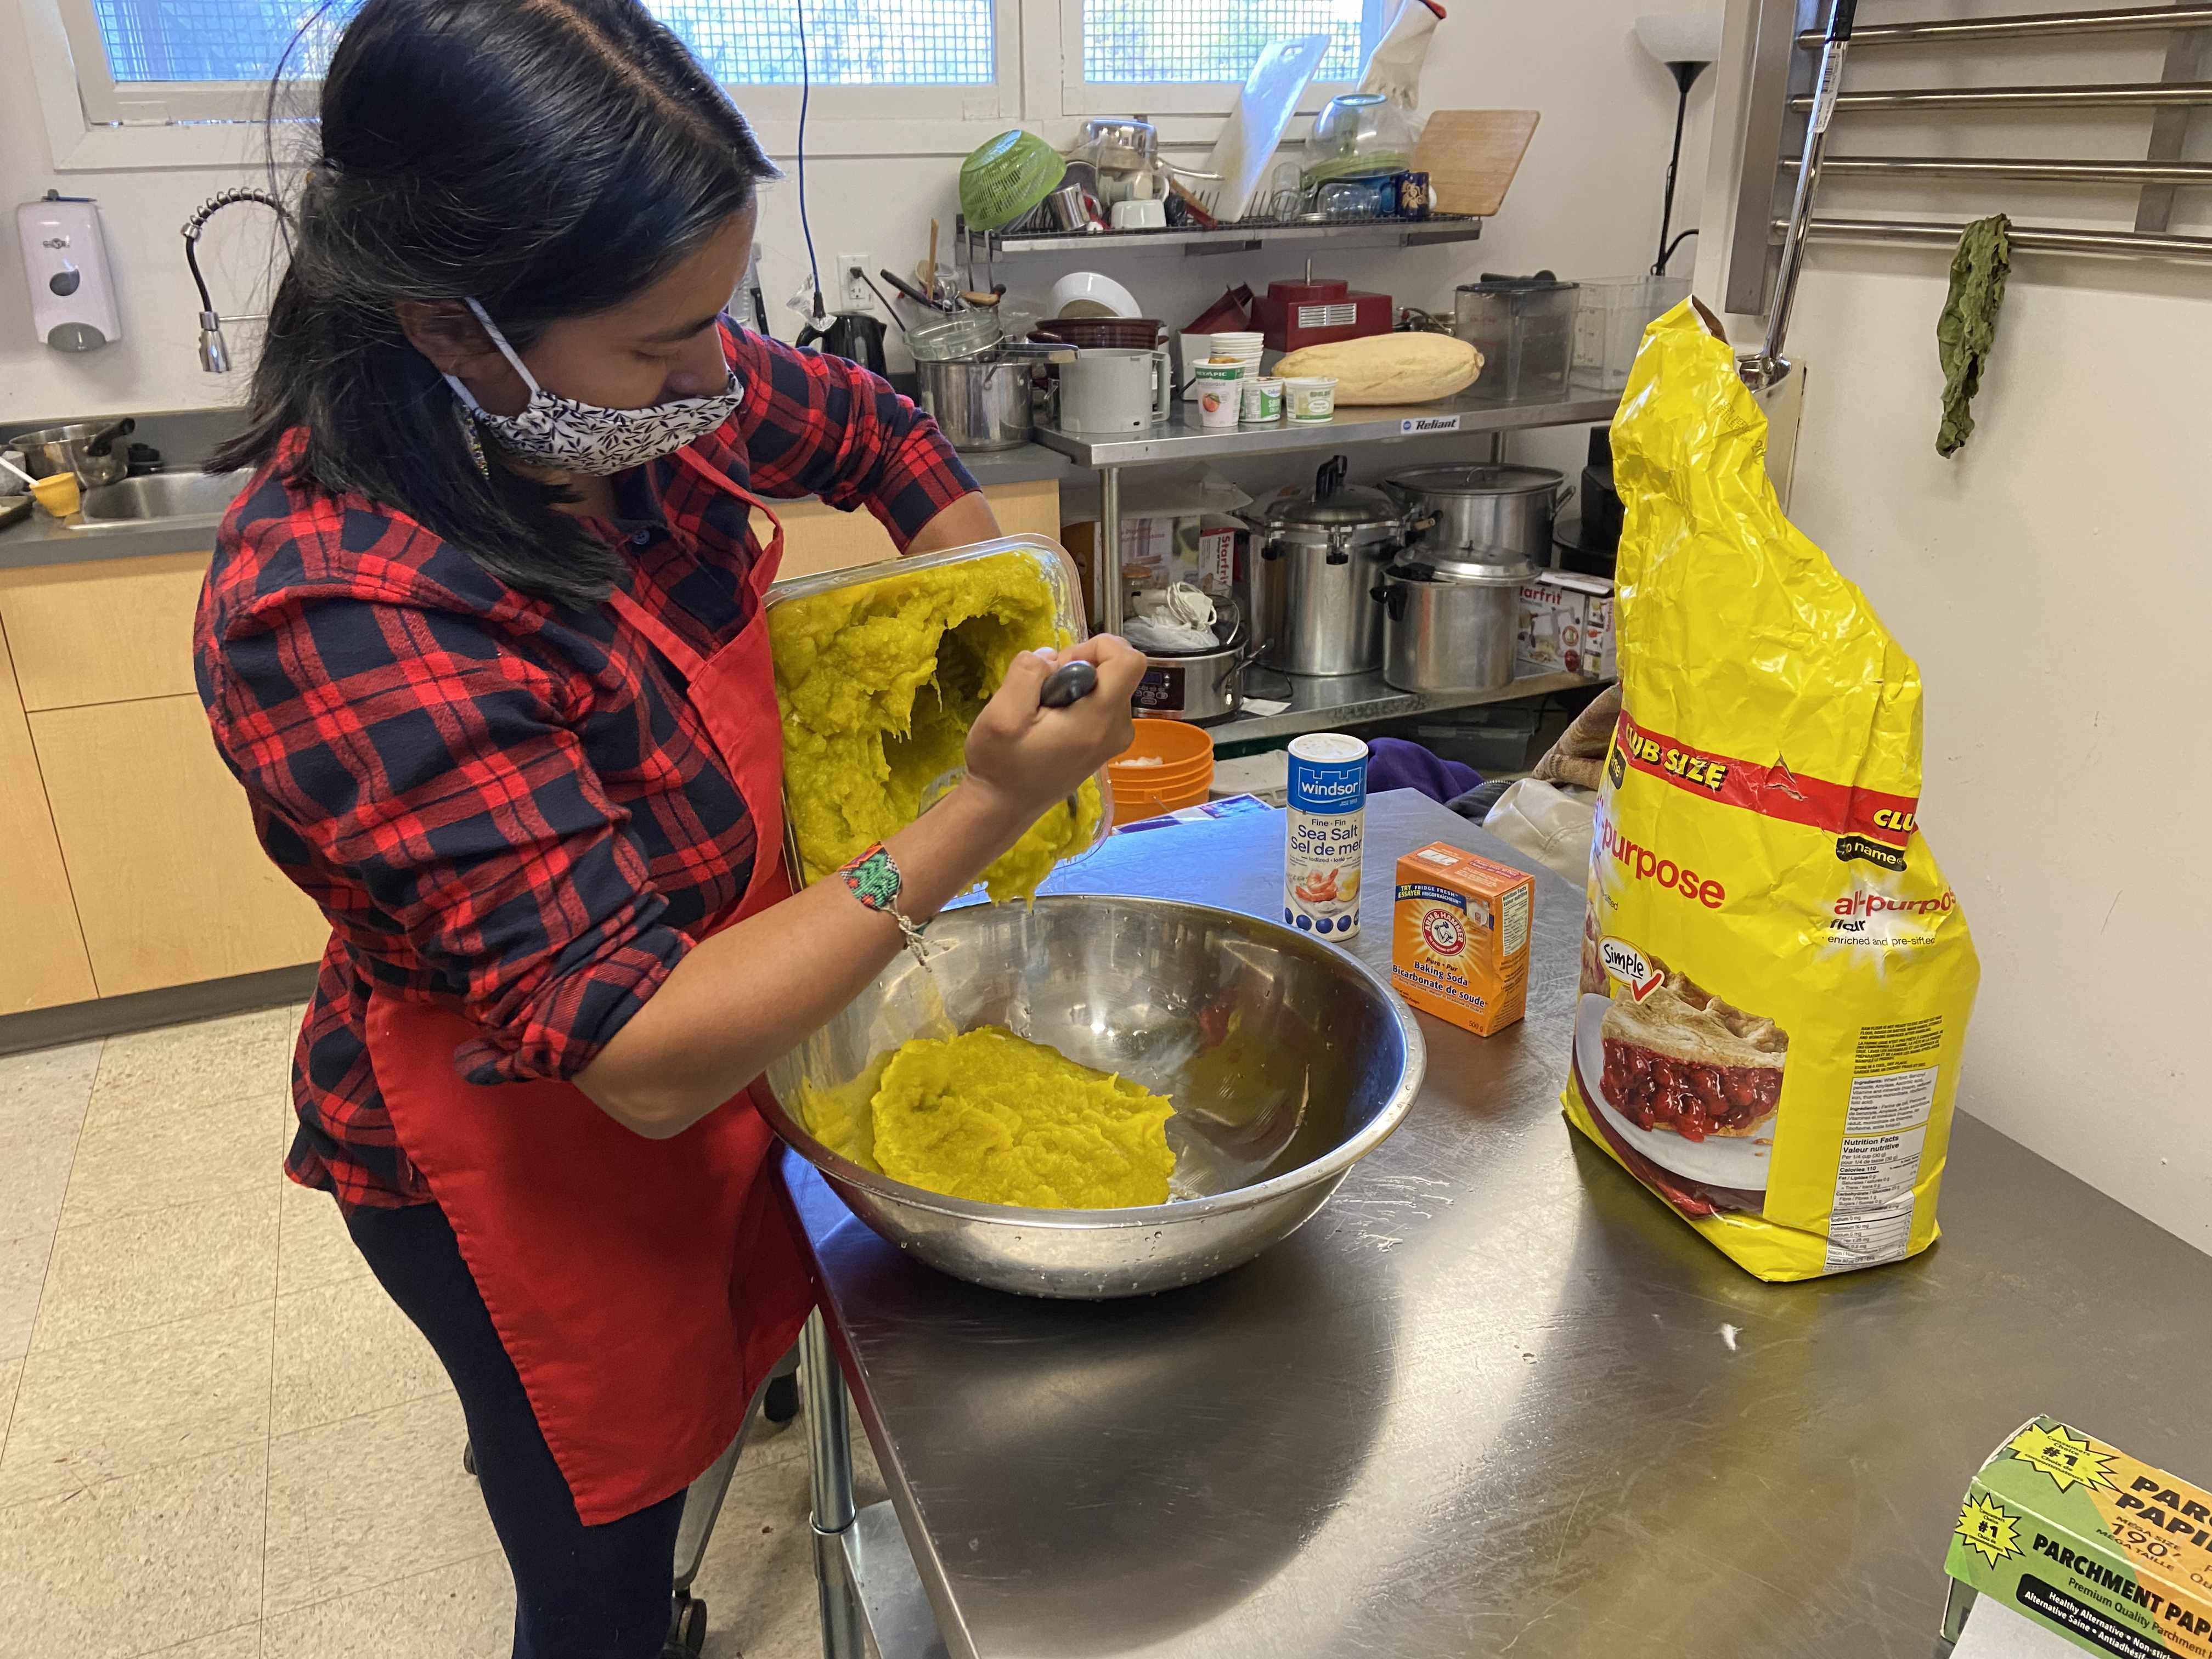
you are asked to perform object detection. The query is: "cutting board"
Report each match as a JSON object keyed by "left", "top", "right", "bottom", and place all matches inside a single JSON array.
[{"left": 1413, "top": 109, "right": 1541, "bottom": 217}]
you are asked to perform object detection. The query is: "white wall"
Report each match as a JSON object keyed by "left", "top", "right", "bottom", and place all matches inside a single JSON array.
[
  {"left": 1696, "top": 0, "right": 2211, "bottom": 1250},
  {"left": 3, "top": 0, "right": 1711, "bottom": 459}
]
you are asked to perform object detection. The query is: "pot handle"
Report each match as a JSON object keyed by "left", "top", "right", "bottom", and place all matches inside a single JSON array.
[{"left": 1552, "top": 481, "right": 1577, "bottom": 515}]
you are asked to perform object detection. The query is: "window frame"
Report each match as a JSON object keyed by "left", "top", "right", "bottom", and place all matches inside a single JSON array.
[{"left": 1046, "top": 0, "right": 1384, "bottom": 118}]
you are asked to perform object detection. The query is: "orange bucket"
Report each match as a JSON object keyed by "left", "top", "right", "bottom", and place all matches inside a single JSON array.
[{"left": 1109, "top": 720, "right": 1212, "bottom": 825}]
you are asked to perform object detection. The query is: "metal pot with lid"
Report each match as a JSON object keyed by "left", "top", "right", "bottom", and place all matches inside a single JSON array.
[
  {"left": 1374, "top": 544, "right": 1536, "bottom": 694},
  {"left": 1385, "top": 462, "right": 1572, "bottom": 567},
  {"left": 1252, "top": 455, "right": 1407, "bottom": 677}
]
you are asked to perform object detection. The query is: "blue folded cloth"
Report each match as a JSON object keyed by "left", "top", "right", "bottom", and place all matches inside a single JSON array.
[{"left": 1364, "top": 737, "right": 1480, "bottom": 805}]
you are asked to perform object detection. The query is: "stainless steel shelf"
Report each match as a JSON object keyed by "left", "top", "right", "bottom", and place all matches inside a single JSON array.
[
  {"left": 1213, "top": 669, "right": 1601, "bottom": 744},
  {"left": 1791, "top": 80, "right": 2212, "bottom": 111},
  {"left": 1779, "top": 214, "right": 2212, "bottom": 258},
  {"left": 967, "top": 215, "right": 1483, "bottom": 259},
  {"left": 1803, "top": 154, "right": 2212, "bottom": 185},
  {"left": 1799, "top": 3, "right": 2212, "bottom": 47},
  {"left": 1035, "top": 389, "right": 1622, "bottom": 468}
]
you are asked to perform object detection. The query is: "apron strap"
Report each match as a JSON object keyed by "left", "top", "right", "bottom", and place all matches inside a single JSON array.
[
  {"left": 675, "top": 448, "right": 786, "bottom": 596},
  {"left": 606, "top": 583, "right": 710, "bottom": 683},
  {"left": 610, "top": 449, "right": 789, "bottom": 679}
]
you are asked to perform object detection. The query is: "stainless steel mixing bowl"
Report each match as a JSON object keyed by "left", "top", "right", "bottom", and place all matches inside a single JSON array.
[{"left": 761, "top": 894, "right": 1426, "bottom": 1299}]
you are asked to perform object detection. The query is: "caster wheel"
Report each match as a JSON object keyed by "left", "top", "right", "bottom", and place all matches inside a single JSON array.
[
  {"left": 764, "top": 1374, "right": 800, "bottom": 1426},
  {"left": 461, "top": 1441, "right": 477, "bottom": 1478},
  {"left": 664, "top": 1593, "right": 706, "bottom": 1656}
]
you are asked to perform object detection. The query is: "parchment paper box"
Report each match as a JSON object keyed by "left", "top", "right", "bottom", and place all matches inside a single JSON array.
[{"left": 1940, "top": 1417, "right": 2212, "bottom": 1658}]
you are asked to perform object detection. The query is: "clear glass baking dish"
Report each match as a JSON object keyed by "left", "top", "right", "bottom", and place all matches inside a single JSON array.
[{"left": 765, "top": 534, "right": 1115, "bottom": 896}]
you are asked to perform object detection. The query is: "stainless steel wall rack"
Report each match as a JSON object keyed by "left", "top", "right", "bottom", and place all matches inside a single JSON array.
[{"left": 1727, "top": 1, "right": 2212, "bottom": 316}]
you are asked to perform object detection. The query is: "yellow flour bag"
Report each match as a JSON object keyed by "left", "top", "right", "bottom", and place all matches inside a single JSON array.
[{"left": 1561, "top": 304, "right": 1979, "bottom": 1281}]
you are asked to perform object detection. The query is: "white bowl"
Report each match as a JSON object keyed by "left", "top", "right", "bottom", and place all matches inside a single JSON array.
[{"left": 1051, "top": 270, "right": 1143, "bottom": 320}]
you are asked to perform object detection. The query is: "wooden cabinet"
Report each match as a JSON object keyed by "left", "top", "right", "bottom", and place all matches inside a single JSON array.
[
  {"left": 776, "top": 477, "right": 1063, "bottom": 582},
  {"left": 0, "top": 476, "right": 1063, "bottom": 1014},
  {"left": 0, "top": 617, "right": 98, "bottom": 1014},
  {"left": 31, "top": 695, "right": 331, "bottom": 999}
]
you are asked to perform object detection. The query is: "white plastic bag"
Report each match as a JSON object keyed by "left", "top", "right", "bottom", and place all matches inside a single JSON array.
[{"left": 1481, "top": 778, "right": 1596, "bottom": 885}]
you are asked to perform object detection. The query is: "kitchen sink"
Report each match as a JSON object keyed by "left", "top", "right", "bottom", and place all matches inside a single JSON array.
[{"left": 73, "top": 470, "right": 247, "bottom": 527}]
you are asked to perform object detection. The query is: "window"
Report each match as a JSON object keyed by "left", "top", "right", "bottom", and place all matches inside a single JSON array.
[
  {"left": 1053, "top": 0, "right": 1381, "bottom": 117},
  {"left": 80, "top": 0, "right": 995, "bottom": 86},
  {"left": 1080, "top": 0, "right": 1364, "bottom": 86}
]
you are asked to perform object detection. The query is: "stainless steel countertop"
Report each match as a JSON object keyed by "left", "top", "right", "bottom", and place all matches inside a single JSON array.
[
  {"left": 786, "top": 790, "right": 2212, "bottom": 1659},
  {"left": 1034, "top": 390, "right": 1623, "bottom": 467},
  {"left": 1216, "top": 667, "right": 1599, "bottom": 743}
]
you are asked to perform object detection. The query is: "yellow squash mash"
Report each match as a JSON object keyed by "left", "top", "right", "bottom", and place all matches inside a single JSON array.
[
  {"left": 771, "top": 552, "right": 1104, "bottom": 904},
  {"left": 806, "top": 1026, "right": 1176, "bottom": 1210}
]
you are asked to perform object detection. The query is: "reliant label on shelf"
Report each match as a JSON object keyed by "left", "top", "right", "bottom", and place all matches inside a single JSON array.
[{"left": 1400, "top": 414, "right": 1463, "bottom": 435}]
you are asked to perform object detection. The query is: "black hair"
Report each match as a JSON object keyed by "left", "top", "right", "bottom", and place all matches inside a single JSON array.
[{"left": 213, "top": 0, "right": 779, "bottom": 608}]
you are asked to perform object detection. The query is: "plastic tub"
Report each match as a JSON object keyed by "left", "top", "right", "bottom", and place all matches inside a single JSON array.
[
  {"left": 1453, "top": 279, "right": 1579, "bottom": 404},
  {"left": 1571, "top": 275, "right": 1691, "bottom": 392},
  {"left": 766, "top": 535, "right": 1114, "bottom": 890}
]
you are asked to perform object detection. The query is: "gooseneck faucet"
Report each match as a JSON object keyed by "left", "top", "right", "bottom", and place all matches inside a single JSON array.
[{"left": 182, "top": 187, "right": 288, "bottom": 373}]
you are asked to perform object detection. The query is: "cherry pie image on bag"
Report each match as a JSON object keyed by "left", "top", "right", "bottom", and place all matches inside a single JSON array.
[{"left": 1597, "top": 964, "right": 1787, "bottom": 1143}]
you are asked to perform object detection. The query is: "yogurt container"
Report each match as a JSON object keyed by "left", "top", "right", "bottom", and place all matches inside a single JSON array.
[
  {"left": 1283, "top": 376, "right": 1339, "bottom": 422},
  {"left": 1240, "top": 376, "right": 1283, "bottom": 423},
  {"left": 1193, "top": 363, "right": 1244, "bottom": 430},
  {"left": 1284, "top": 732, "right": 1368, "bottom": 939}
]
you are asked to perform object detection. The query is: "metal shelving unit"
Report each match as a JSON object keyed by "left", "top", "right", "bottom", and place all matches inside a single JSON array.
[
  {"left": 1216, "top": 668, "right": 1600, "bottom": 745},
  {"left": 1035, "top": 386, "right": 1623, "bottom": 637},
  {"left": 1726, "top": 0, "right": 2212, "bottom": 313},
  {"left": 962, "top": 213, "right": 1483, "bottom": 273}
]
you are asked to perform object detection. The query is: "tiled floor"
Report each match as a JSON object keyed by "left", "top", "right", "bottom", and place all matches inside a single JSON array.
[{"left": 0, "top": 1006, "right": 874, "bottom": 1659}]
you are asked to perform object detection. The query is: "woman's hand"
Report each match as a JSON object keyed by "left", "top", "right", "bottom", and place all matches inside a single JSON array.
[
  {"left": 577, "top": 631, "right": 1147, "bottom": 1141},
  {"left": 961, "top": 635, "right": 1146, "bottom": 820}
]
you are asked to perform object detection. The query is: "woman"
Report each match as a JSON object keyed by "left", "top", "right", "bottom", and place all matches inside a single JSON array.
[{"left": 195, "top": 2, "right": 1142, "bottom": 1653}]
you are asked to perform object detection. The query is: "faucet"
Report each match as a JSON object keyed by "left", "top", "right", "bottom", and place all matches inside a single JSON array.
[{"left": 182, "top": 188, "right": 287, "bottom": 373}]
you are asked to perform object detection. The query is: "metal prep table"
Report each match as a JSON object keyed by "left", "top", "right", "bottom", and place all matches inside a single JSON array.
[{"left": 786, "top": 791, "right": 2212, "bottom": 1658}]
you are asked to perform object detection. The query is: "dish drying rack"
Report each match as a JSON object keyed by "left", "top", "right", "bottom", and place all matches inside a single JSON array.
[{"left": 1727, "top": 0, "right": 2212, "bottom": 348}]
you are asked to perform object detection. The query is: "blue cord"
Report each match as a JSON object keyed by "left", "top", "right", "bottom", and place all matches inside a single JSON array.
[{"left": 796, "top": 0, "right": 823, "bottom": 319}]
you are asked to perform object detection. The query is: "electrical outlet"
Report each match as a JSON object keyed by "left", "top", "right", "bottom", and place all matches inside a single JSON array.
[{"left": 837, "top": 254, "right": 873, "bottom": 313}]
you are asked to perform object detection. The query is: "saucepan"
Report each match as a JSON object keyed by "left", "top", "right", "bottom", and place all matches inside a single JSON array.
[{"left": 10, "top": 418, "right": 137, "bottom": 489}]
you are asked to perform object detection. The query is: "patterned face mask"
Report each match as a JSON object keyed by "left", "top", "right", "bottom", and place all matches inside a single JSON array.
[{"left": 444, "top": 297, "right": 743, "bottom": 476}]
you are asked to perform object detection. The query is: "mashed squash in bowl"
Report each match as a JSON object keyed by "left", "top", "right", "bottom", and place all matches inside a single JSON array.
[
  {"left": 802, "top": 1026, "right": 1176, "bottom": 1210},
  {"left": 769, "top": 545, "right": 1105, "bottom": 904}
]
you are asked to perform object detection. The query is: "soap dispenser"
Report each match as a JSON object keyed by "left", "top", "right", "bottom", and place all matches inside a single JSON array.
[{"left": 17, "top": 190, "right": 123, "bottom": 353}]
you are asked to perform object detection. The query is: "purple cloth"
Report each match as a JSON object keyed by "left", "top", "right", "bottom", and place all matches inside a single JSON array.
[{"left": 1363, "top": 737, "right": 1480, "bottom": 804}]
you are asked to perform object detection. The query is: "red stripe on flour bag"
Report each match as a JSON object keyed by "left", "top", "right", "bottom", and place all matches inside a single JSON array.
[{"left": 1612, "top": 712, "right": 1920, "bottom": 848}]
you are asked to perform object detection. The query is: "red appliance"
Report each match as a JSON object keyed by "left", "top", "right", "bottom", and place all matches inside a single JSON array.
[{"left": 1250, "top": 277, "right": 1393, "bottom": 353}]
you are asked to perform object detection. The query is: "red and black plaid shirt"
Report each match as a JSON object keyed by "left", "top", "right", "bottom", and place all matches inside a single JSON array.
[{"left": 196, "top": 324, "right": 977, "bottom": 1209}]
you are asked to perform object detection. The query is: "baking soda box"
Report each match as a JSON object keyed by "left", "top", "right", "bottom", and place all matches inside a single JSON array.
[{"left": 1392, "top": 842, "right": 1534, "bottom": 1036}]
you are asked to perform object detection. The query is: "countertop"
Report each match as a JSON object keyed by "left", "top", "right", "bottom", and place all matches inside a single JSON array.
[
  {"left": 786, "top": 790, "right": 2212, "bottom": 1659},
  {"left": 0, "top": 406, "right": 1074, "bottom": 574}
]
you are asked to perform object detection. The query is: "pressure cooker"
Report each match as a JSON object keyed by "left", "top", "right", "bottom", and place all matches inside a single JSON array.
[
  {"left": 1374, "top": 547, "right": 1536, "bottom": 694},
  {"left": 1384, "top": 462, "right": 1571, "bottom": 567},
  {"left": 1251, "top": 456, "right": 1408, "bottom": 677}
]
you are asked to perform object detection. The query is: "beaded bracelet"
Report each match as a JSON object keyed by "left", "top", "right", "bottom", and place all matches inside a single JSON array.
[{"left": 839, "top": 842, "right": 940, "bottom": 966}]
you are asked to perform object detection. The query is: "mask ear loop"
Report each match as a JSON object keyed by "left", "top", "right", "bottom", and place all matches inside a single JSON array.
[{"left": 445, "top": 297, "right": 544, "bottom": 415}]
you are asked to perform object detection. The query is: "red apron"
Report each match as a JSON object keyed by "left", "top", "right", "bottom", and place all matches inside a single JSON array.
[{"left": 365, "top": 449, "right": 812, "bottom": 1526}]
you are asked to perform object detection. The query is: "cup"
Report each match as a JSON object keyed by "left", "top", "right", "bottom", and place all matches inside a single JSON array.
[
  {"left": 1109, "top": 198, "right": 1167, "bottom": 230},
  {"left": 1284, "top": 376, "right": 1339, "bottom": 422},
  {"left": 1193, "top": 363, "right": 1244, "bottom": 430},
  {"left": 1059, "top": 347, "right": 1174, "bottom": 432},
  {"left": 1240, "top": 376, "right": 1284, "bottom": 423}
]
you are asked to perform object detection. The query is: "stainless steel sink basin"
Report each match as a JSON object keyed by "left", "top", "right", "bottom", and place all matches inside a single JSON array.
[{"left": 73, "top": 470, "right": 247, "bottom": 528}]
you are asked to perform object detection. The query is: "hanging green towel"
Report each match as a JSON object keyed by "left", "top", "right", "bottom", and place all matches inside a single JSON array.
[{"left": 1936, "top": 213, "right": 2012, "bottom": 457}]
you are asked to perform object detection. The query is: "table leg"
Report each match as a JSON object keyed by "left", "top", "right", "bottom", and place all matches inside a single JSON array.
[
  {"left": 1098, "top": 465, "right": 1122, "bottom": 636},
  {"left": 803, "top": 1311, "right": 866, "bottom": 1659}
]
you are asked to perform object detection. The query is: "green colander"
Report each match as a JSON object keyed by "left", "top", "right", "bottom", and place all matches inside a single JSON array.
[{"left": 960, "top": 130, "right": 1064, "bottom": 233}]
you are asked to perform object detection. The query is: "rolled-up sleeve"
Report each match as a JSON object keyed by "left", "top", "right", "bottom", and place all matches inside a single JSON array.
[
  {"left": 714, "top": 323, "right": 979, "bottom": 549},
  {"left": 206, "top": 588, "right": 691, "bottom": 1086}
]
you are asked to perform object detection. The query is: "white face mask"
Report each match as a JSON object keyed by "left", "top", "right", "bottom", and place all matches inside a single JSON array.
[{"left": 444, "top": 297, "right": 743, "bottom": 476}]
